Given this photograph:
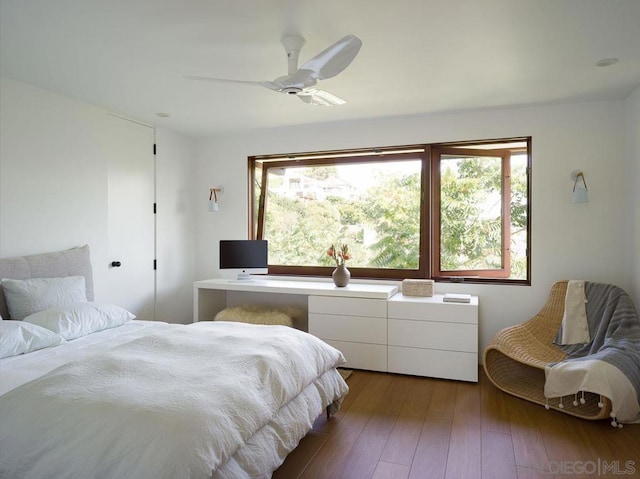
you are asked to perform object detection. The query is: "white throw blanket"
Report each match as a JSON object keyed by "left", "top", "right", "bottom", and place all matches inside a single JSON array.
[
  {"left": 0, "top": 321, "right": 347, "bottom": 479},
  {"left": 545, "top": 359, "right": 639, "bottom": 423},
  {"left": 545, "top": 282, "right": 640, "bottom": 424},
  {"left": 557, "top": 279, "right": 590, "bottom": 345}
]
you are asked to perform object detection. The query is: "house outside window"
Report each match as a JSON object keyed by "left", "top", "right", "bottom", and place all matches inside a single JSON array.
[{"left": 249, "top": 137, "right": 530, "bottom": 284}]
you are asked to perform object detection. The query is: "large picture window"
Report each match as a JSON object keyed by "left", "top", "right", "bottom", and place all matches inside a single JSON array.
[{"left": 249, "top": 138, "right": 530, "bottom": 284}]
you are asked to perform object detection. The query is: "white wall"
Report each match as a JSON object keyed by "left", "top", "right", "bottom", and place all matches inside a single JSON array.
[
  {"left": 0, "top": 77, "right": 110, "bottom": 284},
  {"left": 194, "top": 100, "right": 631, "bottom": 354},
  {"left": 0, "top": 77, "right": 197, "bottom": 322},
  {"left": 625, "top": 85, "right": 640, "bottom": 304}
]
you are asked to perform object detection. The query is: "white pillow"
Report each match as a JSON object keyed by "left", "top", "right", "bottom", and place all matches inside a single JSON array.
[
  {"left": 23, "top": 302, "right": 135, "bottom": 340},
  {"left": 2, "top": 276, "right": 87, "bottom": 320},
  {"left": 0, "top": 321, "right": 66, "bottom": 359}
]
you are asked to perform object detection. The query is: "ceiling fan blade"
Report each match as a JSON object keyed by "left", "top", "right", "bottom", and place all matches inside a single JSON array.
[
  {"left": 183, "top": 75, "right": 277, "bottom": 89},
  {"left": 281, "top": 69, "right": 318, "bottom": 89},
  {"left": 297, "top": 88, "right": 346, "bottom": 106},
  {"left": 299, "top": 34, "right": 362, "bottom": 80}
]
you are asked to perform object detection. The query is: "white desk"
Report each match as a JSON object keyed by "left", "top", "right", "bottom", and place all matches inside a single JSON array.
[
  {"left": 193, "top": 278, "right": 398, "bottom": 322},
  {"left": 193, "top": 278, "right": 478, "bottom": 382}
]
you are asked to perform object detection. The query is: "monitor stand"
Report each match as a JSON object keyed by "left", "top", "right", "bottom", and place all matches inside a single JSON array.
[{"left": 234, "top": 271, "right": 253, "bottom": 282}]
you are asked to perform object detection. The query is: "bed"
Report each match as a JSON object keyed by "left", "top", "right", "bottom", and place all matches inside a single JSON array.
[{"left": 0, "top": 245, "right": 349, "bottom": 479}]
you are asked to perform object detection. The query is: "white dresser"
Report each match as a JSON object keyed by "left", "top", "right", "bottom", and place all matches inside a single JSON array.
[
  {"left": 387, "top": 293, "right": 479, "bottom": 382},
  {"left": 308, "top": 296, "right": 388, "bottom": 372},
  {"left": 309, "top": 292, "right": 479, "bottom": 382}
]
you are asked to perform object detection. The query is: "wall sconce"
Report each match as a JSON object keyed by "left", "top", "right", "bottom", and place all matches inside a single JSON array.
[
  {"left": 209, "top": 187, "right": 223, "bottom": 212},
  {"left": 571, "top": 170, "right": 588, "bottom": 204}
]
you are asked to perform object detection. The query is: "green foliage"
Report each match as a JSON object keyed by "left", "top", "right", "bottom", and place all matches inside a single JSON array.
[
  {"left": 326, "top": 196, "right": 368, "bottom": 226},
  {"left": 264, "top": 194, "right": 336, "bottom": 265},
  {"left": 260, "top": 154, "right": 528, "bottom": 279},
  {"left": 365, "top": 173, "right": 421, "bottom": 269},
  {"left": 510, "top": 162, "right": 528, "bottom": 230},
  {"left": 439, "top": 157, "right": 503, "bottom": 271}
]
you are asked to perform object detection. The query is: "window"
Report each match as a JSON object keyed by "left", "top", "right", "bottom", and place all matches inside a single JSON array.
[{"left": 249, "top": 138, "right": 530, "bottom": 284}]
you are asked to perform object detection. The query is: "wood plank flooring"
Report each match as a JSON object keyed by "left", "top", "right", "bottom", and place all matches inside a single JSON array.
[{"left": 273, "top": 369, "right": 640, "bottom": 479}]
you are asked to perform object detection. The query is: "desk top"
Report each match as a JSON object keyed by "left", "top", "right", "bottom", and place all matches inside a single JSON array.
[{"left": 194, "top": 278, "right": 398, "bottom": 299}]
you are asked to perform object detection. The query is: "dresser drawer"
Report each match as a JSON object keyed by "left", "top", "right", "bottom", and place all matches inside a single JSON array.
[
  {"left": 388, "top": 298, "right": 477, "bottom": 324},
  {"left": 388, "top": 319, "right": 477, "bottom": 353},
  {"left": 323, "top": 339, "right": 387, "bottom": 372},
  {"left": 309, "top": 313, "right": 387, "bottom": 344},
  {"left": 309, "top": 296, "right": 387, "bottom": 318},
  {"left": 388, "top": 346, "right": 477, "bottom": 382}
]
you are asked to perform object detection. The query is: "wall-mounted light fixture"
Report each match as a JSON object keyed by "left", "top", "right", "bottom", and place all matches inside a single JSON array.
[
  {"left": 571, "top": 170, "right": 588, "bottom": 204},
  {"left": 209, "top": 187, "right": 223, "bottom": 212}
]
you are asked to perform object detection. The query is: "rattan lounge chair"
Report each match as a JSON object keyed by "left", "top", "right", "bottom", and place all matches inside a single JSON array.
[{"left": 483, "top": 280, "right": 612, "bottom": 420}]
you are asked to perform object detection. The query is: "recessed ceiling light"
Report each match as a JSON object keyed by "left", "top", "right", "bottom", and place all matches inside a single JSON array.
[
  {"left": 156, "top": 112, "right": 170, "bottom": 118},
  {"left": 596, "top": 58, "right": 618, "bottom": 67}
]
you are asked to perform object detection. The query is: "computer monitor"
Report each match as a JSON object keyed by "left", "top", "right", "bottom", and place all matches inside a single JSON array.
[{"left": 219, "top": 240, "right": 268, "bottom": 281}]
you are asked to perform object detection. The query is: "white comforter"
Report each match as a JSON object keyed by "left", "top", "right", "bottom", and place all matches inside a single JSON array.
[{"left": 0, "top": 321, "right": 347, "bottom": 479}]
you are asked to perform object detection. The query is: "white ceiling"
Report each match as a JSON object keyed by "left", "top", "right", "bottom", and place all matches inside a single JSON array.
[{"left": 2, "top": 0, "right": 639, "bottom": 138}]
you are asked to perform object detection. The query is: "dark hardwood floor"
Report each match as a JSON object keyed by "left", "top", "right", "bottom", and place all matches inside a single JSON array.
[{"left": 273, "top": 369, "right": 640, "bottom": 479}]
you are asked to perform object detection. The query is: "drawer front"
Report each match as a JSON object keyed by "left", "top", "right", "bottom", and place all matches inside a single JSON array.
[
  {"left": 388, "top": 300, "right": 477, "bottom": 324},
  {"left": 309, "top": 296, "right": 387, "bottom": 318},
  {"left": 388, "top": 346, "right": 478, "bottom": 382},
  {"left": 309, "top": 313, "right": 387, "bottom": 344},
  {"left": 324, "top": 339, "right": 387, "bottom": 372},
  {"left": 388, "top": 319, "right": 477, "bottom": 353}
]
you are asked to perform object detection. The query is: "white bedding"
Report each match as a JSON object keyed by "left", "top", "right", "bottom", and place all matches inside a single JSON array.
[
  {"left": 0, "top": 320, "right": 348, "bottom": 479},
  {"left": 0, "top": 320, "right": 175, "bottom": 395}
]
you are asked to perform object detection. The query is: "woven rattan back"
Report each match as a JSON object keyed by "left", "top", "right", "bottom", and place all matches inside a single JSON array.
[{"left": 523, "top": 280, "right": 568, "bottom": 343}]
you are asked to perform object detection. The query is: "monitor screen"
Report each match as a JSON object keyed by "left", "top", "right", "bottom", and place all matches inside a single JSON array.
[{"left": 219, "top": 240, "right": 268, "bottom": 280}]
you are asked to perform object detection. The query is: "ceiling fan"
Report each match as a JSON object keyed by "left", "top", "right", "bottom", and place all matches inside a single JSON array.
[{"left": 185, "top": 34, "right": 362, "bottom": 106}]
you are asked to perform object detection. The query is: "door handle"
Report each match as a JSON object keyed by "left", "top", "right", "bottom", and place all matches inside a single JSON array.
[{"left": 111, "top": 261, "right": 122, "bottom": 267}]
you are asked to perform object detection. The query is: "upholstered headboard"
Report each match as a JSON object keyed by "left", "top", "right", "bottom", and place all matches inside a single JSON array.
[{"left": 0, "top": 245, "right": 94, "bottom": 319}]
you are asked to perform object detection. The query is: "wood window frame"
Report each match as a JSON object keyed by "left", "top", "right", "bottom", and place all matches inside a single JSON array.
[
  {"left": 250, "top": 151, "right": 428, "bottom": 280},
  {"left": 431, "top": 147, "right": 511, "bottom": 279},
  {"left": 248, "top": 137, "right": 531, "bottom": 284}
]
